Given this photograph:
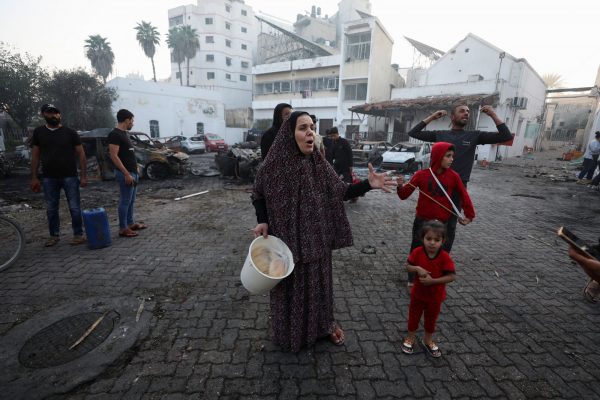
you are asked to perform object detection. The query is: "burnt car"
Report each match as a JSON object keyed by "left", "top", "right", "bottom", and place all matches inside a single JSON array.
[
  {"left": 80, "top": 128, "right": 189, "bottom": 180},
  {"left": 352, "top": 141, "right": 394, "bottom": 167}
]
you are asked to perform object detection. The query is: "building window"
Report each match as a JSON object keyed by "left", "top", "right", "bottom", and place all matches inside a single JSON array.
[
  {"left": 240, "top": 74, "right": 247, "bottom": 81},
  {"left": 175, "top": 71, "right": 181, "bottom": 79},
  {"left": 344, "top": 83, "right": 368, "bottom": 101},
  {"left": 207, "top": 72, "right": 215, "bottom": 80},
  {"left": 169, "top": 15, "right": 183, "bottom": 27},
  {"left": 206, "top": 36, "right": 214, "bottom": 44},
  {"left": 226, "top": 73, "right": 232, "bottom": 80},
  {"left": 149, "top": 120, "right": 160, "bottom": 138},
  {"left": 242, "top": 9, "right": 247, "bottom": 16},
  {"left": 205, "top": 17, "right": 213, "bottom": 25},
  {"left": 225, "top": 22, "right": 231, "bottom": 30},
  {"left": 225, "top": 4, "right": 231, "bottom": 12},
  {"left": 241, "top": 61, "right": 249, "bottom": 68},
  {"left": 241, "top": 27, "right": 247, "bottom": 33},
  {"left": 226, "top": 39, "right": 231, "bottom": 47},
  {"left": 206, "top": 54, "right": 214, "bottom": 62},
  {"left": 241, "top": 44, "right": 247, "bottom": 50},
  {"left": 295, "top": 79, "right": 310, "bottom": 91},
  {"left": 346, "top": 32, "right": 371, "bottom": 60},
  {"left": 196, "top": 123, "right": 204, "bottom": 135},
  {"left": 226, "top": 57, "right": 232, "bottom": 66}
]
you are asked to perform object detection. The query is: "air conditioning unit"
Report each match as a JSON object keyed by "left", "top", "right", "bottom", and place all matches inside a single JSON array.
[{"left": 512, "top": 97, "right": 528, "bottom": 109}]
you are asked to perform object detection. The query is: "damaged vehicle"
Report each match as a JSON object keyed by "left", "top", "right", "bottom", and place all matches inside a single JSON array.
[
  {"left": 381, "top": 142, "right": 431, "bottom": 172},
  {"left": 80, "top": 128, "right": 190, "bottom": 181},
  {"left": 215, "top": 144, "right": 261, "bottom": 180}
]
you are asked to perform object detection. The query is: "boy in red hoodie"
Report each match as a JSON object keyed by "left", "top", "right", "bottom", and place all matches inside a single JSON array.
[{"left": 397, "top": 142, "right": 475, "bottom": 285}]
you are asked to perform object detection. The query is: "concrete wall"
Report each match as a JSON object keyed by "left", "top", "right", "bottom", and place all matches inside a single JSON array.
[{"left": 106, "top": 77, "right": 237, "bottom": 142}]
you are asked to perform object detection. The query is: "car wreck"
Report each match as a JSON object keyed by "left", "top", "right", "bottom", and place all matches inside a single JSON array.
[{"left": 80, "top": 128, "right": 190, "bottom": 180}]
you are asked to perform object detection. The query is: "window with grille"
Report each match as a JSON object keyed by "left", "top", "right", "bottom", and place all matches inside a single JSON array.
[
  {"left": 345, "top": 32, "right": 371, "bottom": 60},
  {"left": 149, "top": 120, "right": 160, "bottom": 138},
  {"left": 206, "top": 54, "right": 214, "bottom": 62},
  {"left": 241, "top": 61, "right": 249, "bottom": 68},
  {"left": 207, "top": 72, "right": 215, "bottom": 80},
  {"left": 344, "top": 83, "right": 368, "bottom": 101},
  {"left": 205, "top": 17, "right": 213, "bottom": 24},
  {"left": 240, "top": 75, "right": 247, "bottom": 81},
  {"left": 169, "top": 15, "right": 183, "bottom": 27}
]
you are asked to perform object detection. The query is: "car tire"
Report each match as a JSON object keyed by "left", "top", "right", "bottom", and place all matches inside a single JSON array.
[
  {"left": 181, "top": 147, "right": 189, "bottom": 154},
  {"left": 145, "top": 162, "right": 169, "bottom": 180}
]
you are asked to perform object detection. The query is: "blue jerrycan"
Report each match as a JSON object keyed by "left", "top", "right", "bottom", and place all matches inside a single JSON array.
[{"left": 82, "top": 208, "right": 112, "bottom": 250}]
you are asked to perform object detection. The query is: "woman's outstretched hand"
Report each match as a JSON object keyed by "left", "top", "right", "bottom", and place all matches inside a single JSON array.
[{"left": 367, "top": 163, "right": 397, "bottom": 193}]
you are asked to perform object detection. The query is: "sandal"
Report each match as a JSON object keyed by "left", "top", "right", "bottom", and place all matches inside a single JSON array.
[
  {"left": 119, "top": 229, "right": 138, "bottom": 238},
  {"left": 129, "top": 223, "right": 147, "bottom": 231},
  {"left": 330, "top": 323, "right": 345, "bottom": 346},
  {"left": 401, "top": 336, "right": 416, "bottom": 354},
  {"left": 583, "top": 279, "right": 600, "bottom": 303},
  {"left": 422, "top": 339, "right": 442, "bottom": 358}
]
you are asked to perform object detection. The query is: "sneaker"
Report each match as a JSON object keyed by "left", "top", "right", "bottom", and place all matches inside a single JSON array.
[
  {"left": 70, "top": 235, "right": 86, "bottom": 245},
  {"left": 401, "top": 336, "right": 416, "bottom": 354},
  {"left": 577, "top": 179, "right": 592, "bottom": 185},
  {"left": 45, "top": 236, "right": 60, "bottom": 247}
]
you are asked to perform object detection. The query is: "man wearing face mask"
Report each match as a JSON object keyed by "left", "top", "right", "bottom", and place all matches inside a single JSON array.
[{"left": 31, "top": 104, "right": 87, "bottom": 247}]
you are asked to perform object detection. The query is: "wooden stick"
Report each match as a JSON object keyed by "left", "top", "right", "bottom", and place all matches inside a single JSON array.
[
  {"left": 69, "top": 311, "right": 109, "bottom": 350},
  {"left": 135, "top": 299, "right": 145, "bottom": 322},
  {"left": 174, "top": 190, "right": 209, "bottom": 201},
  {"left": 405, "top": 182, "right": 462, "bottom": 219}
]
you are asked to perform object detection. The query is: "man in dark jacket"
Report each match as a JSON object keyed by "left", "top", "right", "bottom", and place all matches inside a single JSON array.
[
  {"left": 408, "top": 105, "right": 511, "bottom": 185},
  {"left": 260, "top": 103, "right": 292, "bottom": 160},
  {"left": 327, "top": 127, "right": 353, "bottom": 183}
]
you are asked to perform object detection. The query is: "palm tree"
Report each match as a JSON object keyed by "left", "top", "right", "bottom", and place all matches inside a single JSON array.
[
  {"left": 134, "top": 21, "right": 160, "bottom": 82},
  {"left": 180, "top": 25, "right": 200, "bottom": 87},
  {"left": 542, "top": 73, "right": 565, "bottom": 89},
  {"left": 167, "top": 27, "right": 186, "bottom": 86},
  {"left": 84, "top": 35, "right": 114, "bottom": 83}
]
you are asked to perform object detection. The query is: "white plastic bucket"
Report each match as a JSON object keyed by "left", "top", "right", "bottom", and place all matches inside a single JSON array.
[{"left": 240, "top": 235, "right": 295, "bottom": 295}]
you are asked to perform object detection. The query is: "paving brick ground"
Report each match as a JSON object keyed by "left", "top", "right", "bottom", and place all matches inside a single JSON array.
[{"left": 1, "top": 151, "right": 599, "bottom": 399}]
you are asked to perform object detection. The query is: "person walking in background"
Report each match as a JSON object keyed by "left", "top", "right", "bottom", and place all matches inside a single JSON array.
[
  {"left": 30, "top": 103, "right": 87, "bottom": 247},
  {"left": 108, "top": 109, "right": 146, "bottom": 238},
  {"left": 576, "top": 131, "right": 600, "bottom": 184},
  {"left": 260, "top": 103, "right": 292, "bottom": 160}
]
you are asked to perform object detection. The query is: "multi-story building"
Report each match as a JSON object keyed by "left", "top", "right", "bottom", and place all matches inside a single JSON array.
[
  {"left": 167, "top": 0, "right": 257, "bottom": 109},
  {"left": 252, "top": 0, "right": 402, "bottom": 138},
  {"left": 350, "top": 34, "right": 547, "bottom": 159}
]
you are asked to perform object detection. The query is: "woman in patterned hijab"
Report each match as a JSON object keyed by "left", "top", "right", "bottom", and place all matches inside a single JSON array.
[{"left": 252, "top": 111, "right": 395, "bottom": 352}]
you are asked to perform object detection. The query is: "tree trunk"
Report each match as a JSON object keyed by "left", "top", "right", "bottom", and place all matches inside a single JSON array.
[
  {"left": 151, "top": 56, "right": 157, "bottom": 82},
  {"left": 177, "top": 63, "right": 183, "bottom": 86},
  {"left": 186, "top": 58, "right": 190, "bottom": 86}
]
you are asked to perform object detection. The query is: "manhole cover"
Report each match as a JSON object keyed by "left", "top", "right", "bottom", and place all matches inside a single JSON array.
[{"left": 18, "top": 312, "right": 115, "bottom": 369}]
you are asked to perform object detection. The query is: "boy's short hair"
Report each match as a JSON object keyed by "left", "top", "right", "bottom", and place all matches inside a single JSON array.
[
  {"left": 117, "top": 109, "right": 134, "bottom": 123},
  {"left": 420, "top": 220, "right": 447, "bottom": 241}
]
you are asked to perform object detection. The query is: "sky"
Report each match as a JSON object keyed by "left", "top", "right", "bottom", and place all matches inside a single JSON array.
[{"left": 0, "top": 0, "right": 598, "bottom": 87}]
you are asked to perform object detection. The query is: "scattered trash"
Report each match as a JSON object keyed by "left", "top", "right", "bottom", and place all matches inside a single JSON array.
[
  {"left": 511, "top": 193, "right": 546, "bottom": 200},
  {"left": 494, "top": 270, "right": 500, "bottom": 278},
  {"left": 69, "top": 310, "right": 109, "bottom": 350},
  {"left": 135, "top": 298, "right": 145, "bottom": 322},
  {"left": 536, "top": 275, "right": 539, "bottom": 284},
  {"left": 360, "top": 245, "right": 376, "bottom": 254},
  {"left": 174, "top": 190, "right": 209, "bottom": 201}
]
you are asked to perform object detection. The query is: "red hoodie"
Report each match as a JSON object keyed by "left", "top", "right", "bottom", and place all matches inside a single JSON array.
[{"left": 397, "top": 142, "right": 475, "bottom": 222}]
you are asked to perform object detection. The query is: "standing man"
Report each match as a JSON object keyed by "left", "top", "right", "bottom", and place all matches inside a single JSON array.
[
  {"left": 407, "top": 104, "right": 512, "bottom": 251},
  {"left": 108, "top": 109, "right": 146, "bottom": 238},
  {"left": 30, "top": 104, "right": 87, "bottom": 247},
  {"left": 408, "top": 105, "right": 512, "bottom": 184},
  {"left": 576, "top": 131, "right": 600, "bottom": 184},
  {"left": 327, "top": 127, "right": 354, "bottom": 183}
]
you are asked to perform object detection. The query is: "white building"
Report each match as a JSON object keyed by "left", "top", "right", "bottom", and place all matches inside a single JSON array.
[
  {"left": 167, "top": 0, "right": 257, "bottom": 109},
  {"left": 351, "top": 34, "right": 547, "bottom": 159},
  {"left": 252, "top": 0, "right": 402, "bottom": 138},
  {"left": 106, "top": 77, "right": 248, "bottom": 144}
]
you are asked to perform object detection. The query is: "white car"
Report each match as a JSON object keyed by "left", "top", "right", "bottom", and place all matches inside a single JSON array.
[
  {"left": 381, "top": 142, "right": 431, "bottom": 172},
  {"left": 162, "top": 135, "right": 206, "bottom": 154}
]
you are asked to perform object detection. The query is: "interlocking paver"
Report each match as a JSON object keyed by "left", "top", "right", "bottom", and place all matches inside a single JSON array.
[{"left": 1, "top": 151, "right": 600, "bottom": 399}]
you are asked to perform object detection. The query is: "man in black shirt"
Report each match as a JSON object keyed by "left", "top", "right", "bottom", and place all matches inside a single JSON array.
[
  {"left": 408, "top": 105, "right": 512, "bottom": 184},
  {"left": 31, "top": 103, "right": 87, "bottom": 247},
  {"left": 327, "top": 127, "right": 354, "bottom": 183},
  {"left": 108, "top": 109, "right": 146, "bottom": 238}
]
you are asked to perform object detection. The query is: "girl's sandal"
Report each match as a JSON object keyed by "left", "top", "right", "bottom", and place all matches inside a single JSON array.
[
  {"left": 583, "top": 279, "right": 600, "bottom": 303},
  {"left": 422, "top": 340, "right": 442, "bottom": 358},
  {"left": 401, "top": 336, "right": 416, "bottom": 354}
]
